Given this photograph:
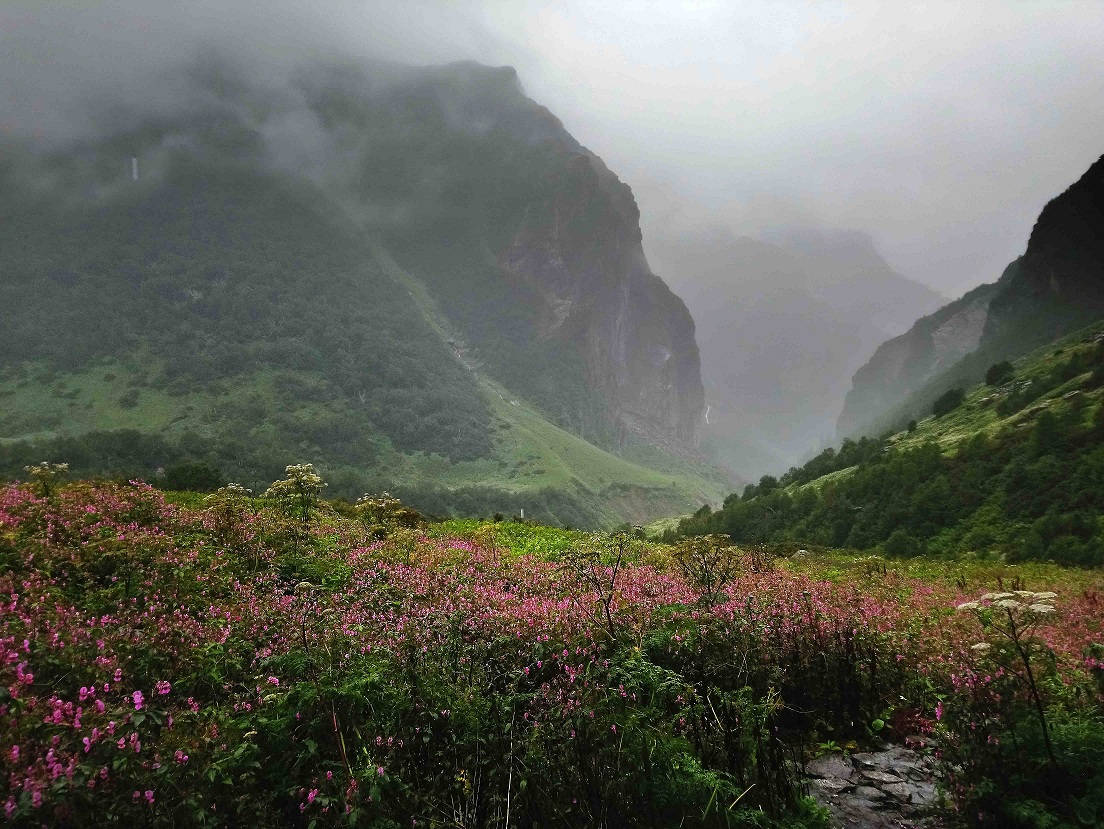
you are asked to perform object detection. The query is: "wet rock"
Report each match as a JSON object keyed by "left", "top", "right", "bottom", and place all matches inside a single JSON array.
[
  {"left": 808, "top": 754, "right": 856, "bottom": 780},
  {"left": 882, "top": 782, "right": 914, "bottom": 803},
  {"left": 812, "top": 777, "right": 852, "bottom": 795},
  {"left": 806, "top": 744, "right": 943, "bottom": 828},
  {"left": 853, "top": 785, "right": 886, "bottom": 801},
  {"left": 861, "top": 769, "right": 903, "bottom": 785}
]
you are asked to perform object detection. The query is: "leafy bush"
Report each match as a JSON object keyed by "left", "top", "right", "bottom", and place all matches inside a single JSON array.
[
  {"left": 986, "top": 361, "right": 1015, "bottom": 385},
  {"left": 932, "top": 387, "right": 966, "bottom": 417},
  {"left": 159, "top": 462, "right": 226, "bottom": 493},
  {"left": 2, "top": 478, "right": 1101, "bottom": 827}
]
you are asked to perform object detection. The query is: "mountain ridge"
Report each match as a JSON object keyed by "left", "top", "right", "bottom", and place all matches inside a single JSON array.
[{"left": 0, "top": 57, "right": 723, "bottom": 525}]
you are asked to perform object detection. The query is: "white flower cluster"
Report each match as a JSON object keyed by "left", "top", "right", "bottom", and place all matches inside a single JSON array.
[
  {"left": 23, "top": 461, "right": 69, "bottom": 479},
  {"left": 957, "top": 590, "right": 1057, "bottom": 615},
  {"left": 264, "top": 464, "right": 327, "bottom": 500}
]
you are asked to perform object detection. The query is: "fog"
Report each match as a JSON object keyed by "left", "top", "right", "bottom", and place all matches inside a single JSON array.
[{"left": 4, "top": 1, "right": 1103, "bottom": 295}]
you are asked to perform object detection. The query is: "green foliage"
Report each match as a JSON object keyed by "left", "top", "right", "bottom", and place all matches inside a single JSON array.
[
  {"left": 986, "top": 361, "right": 1016, "bottom": 386},
  {"left": 159, "top": 462, "right": 226, "bottom": 493},
  {"left": 679, "top": 332, "right": 1104, "bottom": 566},
  {"left": 933, "top": 387, "right": 966, "bottom": 418},
  {"left": 0, "top": 151, "right": 493, "bottom": 462},
  {"left": 264, "top": 463, "right": 327, "bottom": 522}
]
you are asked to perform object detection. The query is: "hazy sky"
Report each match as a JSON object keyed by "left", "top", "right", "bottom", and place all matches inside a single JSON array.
[{"left": 4, "top": 1, "right": 1103, "bottom": 296}]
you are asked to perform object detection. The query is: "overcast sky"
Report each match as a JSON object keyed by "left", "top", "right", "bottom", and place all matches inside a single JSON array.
[{"left": 4, "top": 1, "right": 1103, "bottom": 296}]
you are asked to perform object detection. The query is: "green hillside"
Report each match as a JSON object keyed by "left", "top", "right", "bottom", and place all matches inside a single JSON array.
[
  {"left": 0, "top": 61, "right": 726, "bottom": 526},
  {"left": 673, "top": 320, "right": 1104, "bottom": 564}
]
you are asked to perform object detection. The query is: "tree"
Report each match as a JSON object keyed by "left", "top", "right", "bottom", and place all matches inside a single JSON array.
[
  {"left": 933, "top": 388, "right": 966, "bottom": 418},
  {"left": 985, "top": 361, "right": 1015, "bottom": 386},
  {"left": 161, "top": 462, "right": 226, "bottom": 493}
]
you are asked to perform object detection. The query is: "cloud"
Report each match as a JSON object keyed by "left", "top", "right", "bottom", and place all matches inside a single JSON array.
[
  {"left": 3, "top": 1, "right": 1103, "bottom": 295},
  {"left": 475, "top": 2, "right": 1104, "bottom": 295}
]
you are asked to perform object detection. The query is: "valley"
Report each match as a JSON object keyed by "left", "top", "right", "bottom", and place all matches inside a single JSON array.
[{"left": 2, "top": 9, "right": 1104, "bottom": 828}]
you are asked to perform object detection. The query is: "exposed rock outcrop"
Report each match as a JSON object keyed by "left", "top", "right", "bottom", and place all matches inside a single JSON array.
[
  {"left": 837, "top": 279, "right": 1001, "bottom": 438},
  {"left": 497, "top": 149, "right": 703, "bottom": 445},
  {"left": 806, "top": 746, "right": 942, "bottom": 829},
  {"left": 984, "top": 153, "right": 1104, "bottom": 339}
]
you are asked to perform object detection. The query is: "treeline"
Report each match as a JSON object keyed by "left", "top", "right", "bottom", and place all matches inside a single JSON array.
[{"left": 674, "top": 392, "right": 1104, "bottom": 566}]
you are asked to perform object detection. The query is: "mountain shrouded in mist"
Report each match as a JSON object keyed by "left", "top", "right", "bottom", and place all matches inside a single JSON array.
[
  {"left": 0, "top": 56, "right": 722, "bottom": 525},
  {"left": 648, "top": 227, "right": 945, "bottom": 477},
  {"left": 840, "top": 152, "right": 1104, "bottom": 440}
]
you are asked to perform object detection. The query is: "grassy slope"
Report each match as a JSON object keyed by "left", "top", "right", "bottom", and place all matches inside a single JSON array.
[{"left": 881, "top": 320, "right": 1104, "bottom": 456}]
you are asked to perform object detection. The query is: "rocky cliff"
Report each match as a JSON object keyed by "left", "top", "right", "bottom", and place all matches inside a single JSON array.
[
  {"left": 647, "top": 228, "right": 944, "bottom": 477},
  {"left": 379, "top": 61, "right": 705, "bottom": 449},
  {"left": 984, "top": 152, "right": 1104, "bottom": 340},
  {"left": 836, "top": 277, "right": 1002, "bottom": 438},
  {"left": 0, "top": 56, "right": 711, "bottom": 508},
  {"left": 839, "top": 152, "right": 1104, "bottom": 439},
  {"left": 497, "top": 149, "right": 703, "bottom": 445}
]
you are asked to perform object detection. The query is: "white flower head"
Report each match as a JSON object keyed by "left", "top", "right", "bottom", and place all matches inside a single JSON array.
[
  {"left": 995, "top": 598, "right": 1022, "bottom": 610},
  {"left": 971, "top": 642, "right": 991, "bottom": 652},
  {"left": 1028, "top": 603, "right": 1056, "bottom": 614}
]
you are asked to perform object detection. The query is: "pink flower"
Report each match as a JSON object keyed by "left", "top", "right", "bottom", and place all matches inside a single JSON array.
[
  {"left": 144, "top": 790, "right": 154, "bottom": 805},
  {"left": 935, "top": 701, "right": 944, "bottom": 721},
  {"left": 307, "top": 788, "right": 318, "bottom": 804},
  {"left": 155, "top": 680, "right": 171, "bottom": 695},
  {"left": 267, "top": 676, "right": 279, "bottom": 686},
  {"left": 132, "top": 691, "right": 144, "bottom": 711}
]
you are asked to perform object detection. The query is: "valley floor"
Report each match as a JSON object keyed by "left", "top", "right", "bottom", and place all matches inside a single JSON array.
[{"left": 1, "top": 478, "right": 1101, "bottom": 828}]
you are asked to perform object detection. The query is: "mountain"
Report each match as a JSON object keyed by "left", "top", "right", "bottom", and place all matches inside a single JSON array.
[
  {"left": 0, "top": 58, "right": 724, "bottom": 526},
  {"left": 674, "top": 319, "right": 1104, "bottom": 566},
  {"left": 647, "top": 227, "right": 945, "bottom": 478},
  {"left": 839, "top": 153, "right": 1104, "bottom": 440}
]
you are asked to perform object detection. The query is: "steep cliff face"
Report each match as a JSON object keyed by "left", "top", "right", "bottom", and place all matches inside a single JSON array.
[
  {"left": 839, "top": 152, "right": 1104, "bottom": 440},
  {"left": 497, "top": 151, "right": 703, "bottom": 445},
  {"left": 837, "top": 278, "right": 1002, "bottom": 437},
  {"left": 984, "top": 153, "right": 1104, "bottom": 340},
  {"left": 647, "top": 228, "right": 944, "bottom": 477},
  {"left": 378, "top": 61, "right": 705, "bottom": 449}
]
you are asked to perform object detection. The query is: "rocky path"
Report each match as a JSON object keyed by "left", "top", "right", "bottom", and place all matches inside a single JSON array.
[{"left": 805, "top": 745, "right": 943, "bottom": 829}]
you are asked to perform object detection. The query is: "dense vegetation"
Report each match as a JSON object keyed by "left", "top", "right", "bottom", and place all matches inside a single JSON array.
[
  {"left": 676, "top": 331, "right": 1104, "bottom": 566},
  {"left": 2, "top": 470, "right": 1101, "bottom": 828}
]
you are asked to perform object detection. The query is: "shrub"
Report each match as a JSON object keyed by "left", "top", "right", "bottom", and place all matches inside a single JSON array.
[
  {"left": 159, "top": 462, "right": 226, "bottom": 493},
  {"left": 932, "top": 387, "right": 966, "bottom": 418},
  {"left": 985, "top": 361, "right": 1015, "bottom": 386}
]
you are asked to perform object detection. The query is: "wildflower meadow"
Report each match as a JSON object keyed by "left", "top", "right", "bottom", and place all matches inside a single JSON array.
[{"left": 1, "top": 472, "right": 1101, "bottom": 827}]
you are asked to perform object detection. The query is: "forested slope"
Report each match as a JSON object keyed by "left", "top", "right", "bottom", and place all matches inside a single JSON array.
[{"left": 675, "top": 322, "right": 1104, "bottom": 565}]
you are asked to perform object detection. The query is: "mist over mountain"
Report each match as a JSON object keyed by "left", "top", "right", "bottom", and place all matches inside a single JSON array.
[{"left": 648, "top": 226, "right": 944, "bottom": 477}]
